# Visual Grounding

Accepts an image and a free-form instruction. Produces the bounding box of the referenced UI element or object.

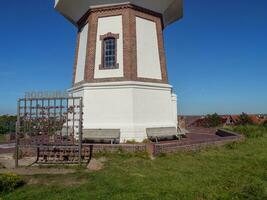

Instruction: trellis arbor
[15,96,86,167]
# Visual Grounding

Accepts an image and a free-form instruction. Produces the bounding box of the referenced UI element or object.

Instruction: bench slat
[83,129,120,140]
[147,127,178,138]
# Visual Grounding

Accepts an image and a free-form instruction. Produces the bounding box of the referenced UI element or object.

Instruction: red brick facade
[73,4,168,86]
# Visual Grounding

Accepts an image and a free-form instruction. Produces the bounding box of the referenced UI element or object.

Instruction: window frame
[99,32,119,70]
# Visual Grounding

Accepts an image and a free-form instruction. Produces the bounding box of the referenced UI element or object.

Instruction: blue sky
[0,0,266,115]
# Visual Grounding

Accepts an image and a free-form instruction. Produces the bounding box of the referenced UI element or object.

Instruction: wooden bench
[83,129,120,144]
[146,127,182,143]
[177,127,189,136]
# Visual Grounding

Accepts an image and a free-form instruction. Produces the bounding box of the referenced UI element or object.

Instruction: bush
[201,113,222,128]
[0,173,24,194]
[125,140,137,144]
[0,134,6,143]
[237,112,254,125]
[231,125,267,138]
[0,126,8,135]
[263,120,267,127]
[142,139,151,144]
[0,115,16,135]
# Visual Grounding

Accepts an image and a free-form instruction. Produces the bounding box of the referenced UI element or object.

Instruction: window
[99,32,119,69]
[104,38,116,68]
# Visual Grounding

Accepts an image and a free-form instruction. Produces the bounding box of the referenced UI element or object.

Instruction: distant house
[188,116,205,127]
[188,116,226,127]
[182,116,203,128]
[183,114,266,128]
[255,115,267,124]
[224,114,264,126]
[250,115,259,124]
[224,115,240,126]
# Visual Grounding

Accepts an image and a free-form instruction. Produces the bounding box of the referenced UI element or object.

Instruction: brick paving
[0,128,242,157]
[154,127,243,155]
[159,127,221,145]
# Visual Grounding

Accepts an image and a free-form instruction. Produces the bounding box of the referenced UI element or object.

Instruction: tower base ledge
[69,81,178,143]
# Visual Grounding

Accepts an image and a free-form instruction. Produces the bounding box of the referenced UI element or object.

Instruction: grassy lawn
[2,126,267,200]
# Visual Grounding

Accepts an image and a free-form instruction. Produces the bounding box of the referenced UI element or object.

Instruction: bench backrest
[83,129,120,139]
[146,127,177,138]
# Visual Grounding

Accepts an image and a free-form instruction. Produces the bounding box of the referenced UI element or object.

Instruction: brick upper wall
[73,4,168,86]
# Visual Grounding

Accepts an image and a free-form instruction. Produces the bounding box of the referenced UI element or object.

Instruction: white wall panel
[94,15,124,79]
[136,17,162,80]
[75,23,89,83]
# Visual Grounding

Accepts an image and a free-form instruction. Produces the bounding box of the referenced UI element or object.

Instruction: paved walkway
[159,127,240,146]
[0,143,15,149]
[0,143,15,153]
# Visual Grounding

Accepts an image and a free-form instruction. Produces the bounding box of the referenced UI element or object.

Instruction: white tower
[55,0,183,142]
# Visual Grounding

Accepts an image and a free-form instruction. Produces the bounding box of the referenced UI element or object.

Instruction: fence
[15,97,83,167]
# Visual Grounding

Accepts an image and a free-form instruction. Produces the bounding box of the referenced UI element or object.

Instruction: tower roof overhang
[54,0,183,28]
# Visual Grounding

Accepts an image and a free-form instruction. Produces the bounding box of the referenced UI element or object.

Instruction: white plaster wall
[69,82,177,142]
[132,88,174,125]
[172,93,178,128]
[94,15,124,79]
[75,23,89,83]
[136,17,162,80]
[63,90,84,139]
[131,87,176,141]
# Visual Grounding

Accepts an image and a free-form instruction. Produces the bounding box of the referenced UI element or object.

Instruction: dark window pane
[103,38,116,68]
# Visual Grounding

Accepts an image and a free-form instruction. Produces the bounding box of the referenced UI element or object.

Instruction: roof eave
[54,0,183,28]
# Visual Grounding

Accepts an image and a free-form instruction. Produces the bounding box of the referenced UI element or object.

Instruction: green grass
[226,125,267,138]
[2,126,267,200]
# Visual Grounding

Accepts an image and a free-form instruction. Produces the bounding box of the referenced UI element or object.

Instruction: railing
[15,97,83,167]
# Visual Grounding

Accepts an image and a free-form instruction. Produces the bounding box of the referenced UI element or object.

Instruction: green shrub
[201,113,222,128]
[0,115,16,135]
[0,173,24,194]
[237,112,254,125]
[0,134,6,143]
[231,125,267,138]
[125,139,137,144]
[142,139,151,144]
[263,120,267,127]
